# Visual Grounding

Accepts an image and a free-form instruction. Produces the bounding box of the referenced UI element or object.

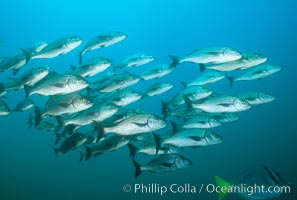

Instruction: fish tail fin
[53,147,59,159]
[21,48,32,64]
[183,95,193,109]
[0,82,5,95]
[27,114,34,130]
[214,176,230,200]
[181,81,187,88]
[168,55,180,67]
[200,64,206,72]
[13,69,20,76]
[61,124,77,137]
[161,100,170,118]
[112,65,117,73]
[55,116,66,131]
[85,146,92,161]
[79,50,84,65]
[132,159,142,179]
[34,106,42,126]
[79,151,85,162]
[70,65,77,71]
[24,85,31,100]
[152,132,162,155]
[127,143,137,159]
[170,120,180,134]
[92,120,105,141]
[226,76,234,87]
[55,132,62,145]
[140,92,148,99]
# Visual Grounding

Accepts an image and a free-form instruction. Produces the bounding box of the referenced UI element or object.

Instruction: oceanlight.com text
[123,183,291,196]
[206,183,291,196]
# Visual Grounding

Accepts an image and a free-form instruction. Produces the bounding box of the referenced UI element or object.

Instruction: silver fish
[182,114,222,129]
[104,108,146,125]
[128,141,183,158]
[56,102,118,127]
[132,154,192,178]
[187,70,225,86]
[208,113,239,123]
[154,129,223,149]
[79,32,127,64]
[115,53,154,70]
[90,72,115,85]
[94,113,167,136]
[70,57,112,77]
[22,35,83,62]
[54,132,88,156]
[228,64,282,86]
[140,64,176,80]
[25,74,89,97]
[0,54,26,75]
[141,82,173,97]
[190,95,251,113]
[83,134,129,160]
[35,118,58,132]
[92,72,140,93]
[169,46,241,66]
[200,52,267,72]
[237,91,275,105]
[5,66,49,90]
[161,103,203,118]
[35,93,93,125]
[168,85,212,107]
[106,90,142,107]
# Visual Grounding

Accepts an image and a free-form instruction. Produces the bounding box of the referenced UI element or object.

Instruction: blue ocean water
[0,0,296,200]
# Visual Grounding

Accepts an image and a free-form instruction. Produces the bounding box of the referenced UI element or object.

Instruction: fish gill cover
[0,1,296,200]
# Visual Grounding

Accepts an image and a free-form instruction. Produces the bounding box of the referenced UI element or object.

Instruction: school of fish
[0,32,282,179]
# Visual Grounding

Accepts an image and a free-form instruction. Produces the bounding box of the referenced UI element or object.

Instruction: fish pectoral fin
[219,103,230,107]
[53,83,66,88]
[245,97,256,101]
[207,52,220,56]
[112,97,123,102]
[254,70,265,74]
[188,136,203,141]
[132,122,148,127]
[59,103,70,108]
[160,162,174,168]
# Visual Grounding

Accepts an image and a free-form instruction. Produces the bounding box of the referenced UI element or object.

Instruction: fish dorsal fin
[170,120,180,134]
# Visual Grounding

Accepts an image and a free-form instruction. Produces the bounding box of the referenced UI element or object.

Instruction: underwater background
[0,0,296,199]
